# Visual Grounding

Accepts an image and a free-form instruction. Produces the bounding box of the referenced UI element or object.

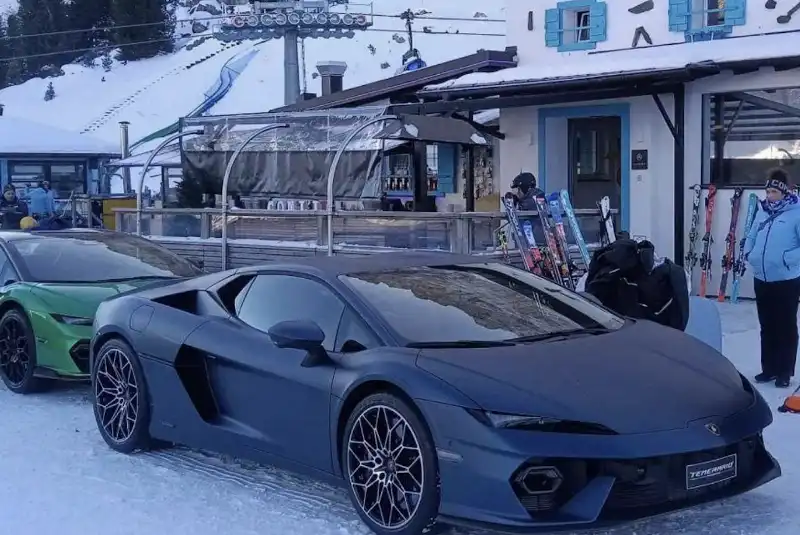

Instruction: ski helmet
[511,172,537,194]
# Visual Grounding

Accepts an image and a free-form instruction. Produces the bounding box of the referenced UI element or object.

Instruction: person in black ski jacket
[585,238,689,330]
[509,172,545,211]
[0,185,28,229]
[506,172,547,245]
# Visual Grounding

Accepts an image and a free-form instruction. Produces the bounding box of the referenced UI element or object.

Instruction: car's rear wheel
[92,338,153,453]
[342,392,442,535]
[0,308,48,394]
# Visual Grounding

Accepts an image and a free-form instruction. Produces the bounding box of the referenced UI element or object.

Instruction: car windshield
[340,263,626,344]
[9,232,202,283]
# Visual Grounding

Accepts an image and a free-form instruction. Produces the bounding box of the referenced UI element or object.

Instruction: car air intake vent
[153,290,229,317]
[69,340,91,373]
[153,291,200,314]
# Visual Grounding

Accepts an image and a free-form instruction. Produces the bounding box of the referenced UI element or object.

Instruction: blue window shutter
[436,144,456,193]
[544,9,562,48]
[668,0,690,31]
[589,2,607,42]
[725,0,747,26]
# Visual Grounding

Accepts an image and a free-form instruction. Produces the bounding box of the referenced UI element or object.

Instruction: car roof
[238,252,503,277]
[0,228,109,242]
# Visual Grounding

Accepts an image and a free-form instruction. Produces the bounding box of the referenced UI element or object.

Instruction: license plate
[685,453,737,490]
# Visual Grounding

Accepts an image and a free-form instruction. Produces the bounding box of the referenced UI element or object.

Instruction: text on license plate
[685,453,738,490]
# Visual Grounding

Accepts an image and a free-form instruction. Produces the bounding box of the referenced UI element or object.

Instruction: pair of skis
[501,190,591,288]
[685,184,759,301]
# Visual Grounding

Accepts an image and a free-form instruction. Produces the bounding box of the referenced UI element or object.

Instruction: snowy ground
[0,301,796,535]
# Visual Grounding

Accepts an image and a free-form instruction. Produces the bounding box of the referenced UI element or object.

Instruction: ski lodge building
[383,0,800,300]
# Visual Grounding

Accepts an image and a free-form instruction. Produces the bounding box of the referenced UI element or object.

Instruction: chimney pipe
[316,61,347,96]
[119,121,131,193]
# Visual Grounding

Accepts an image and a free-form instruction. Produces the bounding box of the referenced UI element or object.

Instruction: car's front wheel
[92,338,153,453]
[0,308,48,394]
[342,392,442,535]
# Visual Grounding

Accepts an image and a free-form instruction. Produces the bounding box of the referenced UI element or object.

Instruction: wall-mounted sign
[632,149,649,170]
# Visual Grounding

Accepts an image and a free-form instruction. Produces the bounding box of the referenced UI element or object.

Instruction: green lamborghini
[0,229,203,394]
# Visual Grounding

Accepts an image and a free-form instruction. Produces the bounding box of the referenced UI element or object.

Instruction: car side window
[236,274,345,352]
[0,250,15,285]
[335,308,380,352]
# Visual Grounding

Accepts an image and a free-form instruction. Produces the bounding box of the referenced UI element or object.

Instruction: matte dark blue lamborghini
[89,253,780,535]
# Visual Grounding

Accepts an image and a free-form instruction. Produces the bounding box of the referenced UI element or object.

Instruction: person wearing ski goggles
[742,168,800,388]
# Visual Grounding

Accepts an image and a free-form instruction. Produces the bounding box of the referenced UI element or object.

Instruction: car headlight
[51,314,93,326]
[483,411,561,428]
[469,410,617,435]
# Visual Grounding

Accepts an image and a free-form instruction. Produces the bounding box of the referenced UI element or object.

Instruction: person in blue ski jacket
[27,180,56,220]
[743,168,800,388]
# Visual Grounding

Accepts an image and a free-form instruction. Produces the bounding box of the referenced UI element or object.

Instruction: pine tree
[0,19,9,89]
[111,0,174,61]
[68,0,112,52]
[43,80,55,100]
[3,15,27,85]
[16,0,72,75]
[101,51,113,71]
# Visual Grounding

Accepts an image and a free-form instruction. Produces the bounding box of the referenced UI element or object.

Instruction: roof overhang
[270,47,518,113]
[375,114,491,145]
[394,55,800,115]
[108,143,181,168]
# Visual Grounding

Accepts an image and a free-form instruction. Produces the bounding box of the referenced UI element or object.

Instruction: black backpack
[586,239,689,331]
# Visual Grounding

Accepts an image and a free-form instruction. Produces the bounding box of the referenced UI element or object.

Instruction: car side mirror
[268,319,325,351]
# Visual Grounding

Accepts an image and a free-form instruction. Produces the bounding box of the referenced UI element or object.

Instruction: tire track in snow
[143,447,355,516]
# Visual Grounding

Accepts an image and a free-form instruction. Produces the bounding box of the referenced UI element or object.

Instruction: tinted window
[236,275,345,352]
[335,308,380,352]
[8,233,202,283]
[340,263,625,343]
[0,249,14,285]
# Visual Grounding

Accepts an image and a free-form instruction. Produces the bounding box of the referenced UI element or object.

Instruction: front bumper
[29,311,92,378]
[417,397,780,532]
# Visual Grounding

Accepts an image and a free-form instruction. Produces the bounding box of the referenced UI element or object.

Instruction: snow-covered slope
[0,1,505,146]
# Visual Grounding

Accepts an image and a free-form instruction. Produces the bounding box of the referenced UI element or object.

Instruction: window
[236,275,345,352]
[544,0,607,52]
[669,0,745,41]
[703,89,800,187]
[334,308,380,352]
[8,161,86,199]
[8,232,202,283]
[50,163,85,197]
[0,249,10,285]
[575,10,590,42]
[340,264,625,344]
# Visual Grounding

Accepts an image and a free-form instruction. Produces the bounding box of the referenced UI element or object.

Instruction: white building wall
[498,95,676,252]
[508,0,790,65]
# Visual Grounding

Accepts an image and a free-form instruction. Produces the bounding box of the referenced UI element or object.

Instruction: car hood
[415,320,752,434]
[31,280,158,318]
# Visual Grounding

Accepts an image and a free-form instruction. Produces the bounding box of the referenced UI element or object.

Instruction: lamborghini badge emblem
[705,423,721,436]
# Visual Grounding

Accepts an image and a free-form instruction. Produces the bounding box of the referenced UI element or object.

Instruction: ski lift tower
[215,0,373,105]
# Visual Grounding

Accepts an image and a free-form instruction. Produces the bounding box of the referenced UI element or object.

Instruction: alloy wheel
[347,404,424,530]
[0,317,30,387]
[94,348,139,443]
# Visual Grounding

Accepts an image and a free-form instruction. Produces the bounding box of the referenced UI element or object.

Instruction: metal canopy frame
[716,91,800,142]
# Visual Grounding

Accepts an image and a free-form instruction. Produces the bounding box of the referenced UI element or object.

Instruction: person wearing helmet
[0,184,28,229]
[509,172,545,211]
